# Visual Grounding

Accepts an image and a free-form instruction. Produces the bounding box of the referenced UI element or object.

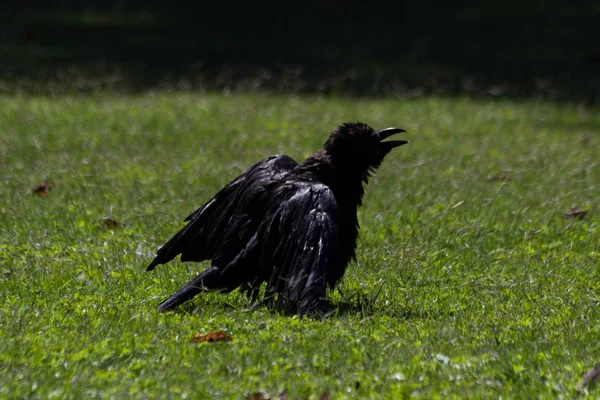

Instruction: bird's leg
[261,289,277,308]
[240,279,262,303]
[240,282,252,298]
[250,286,261,303]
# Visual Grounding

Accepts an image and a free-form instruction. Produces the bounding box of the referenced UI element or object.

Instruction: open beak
[374,127,408,149]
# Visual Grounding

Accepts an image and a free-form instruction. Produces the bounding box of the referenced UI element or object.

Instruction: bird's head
[324,122,408,172]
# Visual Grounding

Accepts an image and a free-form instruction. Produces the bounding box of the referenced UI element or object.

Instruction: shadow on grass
[158,290,447,320]
[2,1,599,101]
[323,300,442,320]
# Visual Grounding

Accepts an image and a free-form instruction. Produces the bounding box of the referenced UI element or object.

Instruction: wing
[262,183,341,314]
[154,181,341,314]
[146,154,297,271]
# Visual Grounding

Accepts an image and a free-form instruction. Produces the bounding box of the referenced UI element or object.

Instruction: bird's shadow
[162,290,445,321]
[319,294,444,320]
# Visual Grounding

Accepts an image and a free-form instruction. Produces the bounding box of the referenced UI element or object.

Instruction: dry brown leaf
[246,390,290,400]
[32,181,51,197]
[246,393,270,400]
[190,331,233,344]
[565,208,588,219]
[100,217,121,229]
[577,362,600,390]
[486,173,510,182]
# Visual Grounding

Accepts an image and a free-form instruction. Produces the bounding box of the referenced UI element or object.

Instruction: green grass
[1,92,599,399]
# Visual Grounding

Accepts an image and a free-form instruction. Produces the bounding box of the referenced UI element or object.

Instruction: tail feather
[146,258,162,271]
[157,266,222,312]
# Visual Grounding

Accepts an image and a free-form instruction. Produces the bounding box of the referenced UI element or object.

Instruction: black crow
[147,122,407,314]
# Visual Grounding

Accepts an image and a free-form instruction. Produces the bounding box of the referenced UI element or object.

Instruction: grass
[1,92,599,398]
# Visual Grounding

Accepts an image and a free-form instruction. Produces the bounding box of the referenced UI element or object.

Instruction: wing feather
[264,183,340,314]
[146,154,297,271]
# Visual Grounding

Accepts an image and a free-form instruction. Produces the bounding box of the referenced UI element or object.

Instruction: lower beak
[381,140,408,150]
[375,127,408,149]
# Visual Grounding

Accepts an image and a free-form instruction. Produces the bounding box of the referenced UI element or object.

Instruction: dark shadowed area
[2,1,599,100]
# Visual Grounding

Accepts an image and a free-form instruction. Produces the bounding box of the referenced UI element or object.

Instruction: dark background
[2,1,599,100]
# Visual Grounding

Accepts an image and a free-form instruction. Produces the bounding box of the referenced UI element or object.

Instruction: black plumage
[147,122,407,314]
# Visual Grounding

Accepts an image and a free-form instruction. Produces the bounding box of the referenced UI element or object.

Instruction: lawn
[1,92,599,398]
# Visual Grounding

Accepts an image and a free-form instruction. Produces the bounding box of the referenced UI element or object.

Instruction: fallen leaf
[486,173,510,182]
[32,181,51,197]
[247,392,270,400]
[577,362,600,390]
[245,390,290,400]
[190,331,233,343]
[100,217,121,229]
[565,208,588,219]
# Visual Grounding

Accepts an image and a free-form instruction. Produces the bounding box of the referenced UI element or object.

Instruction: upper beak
[374,127,408,149]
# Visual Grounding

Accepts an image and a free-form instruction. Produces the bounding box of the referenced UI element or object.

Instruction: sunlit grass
[1,92,599,398]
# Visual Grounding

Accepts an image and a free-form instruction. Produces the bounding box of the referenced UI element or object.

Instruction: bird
[146,122,408,314]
